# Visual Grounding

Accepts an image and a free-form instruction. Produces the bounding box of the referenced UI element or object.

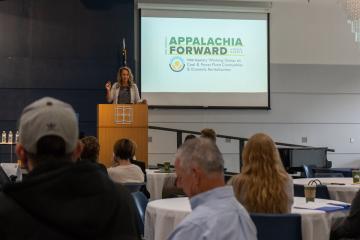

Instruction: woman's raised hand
[105,81,112,91]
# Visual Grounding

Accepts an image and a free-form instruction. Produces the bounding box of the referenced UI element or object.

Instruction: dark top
[0,161,141,240]
[130,159,150,198]
[330,189,360,239]
[118,87,131,104]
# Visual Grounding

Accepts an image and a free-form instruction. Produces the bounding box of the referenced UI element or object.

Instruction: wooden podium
[97,104,148,167]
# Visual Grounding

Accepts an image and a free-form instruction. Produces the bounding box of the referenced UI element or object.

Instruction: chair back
[293,184,330,199]
[122,182,146,193]
[250,213,302,240]
[303,164,315,178]
[131,191,148,235]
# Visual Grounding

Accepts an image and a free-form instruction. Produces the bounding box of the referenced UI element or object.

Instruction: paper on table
[294,202,350,212]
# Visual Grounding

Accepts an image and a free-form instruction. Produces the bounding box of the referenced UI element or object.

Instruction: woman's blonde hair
[116,66,134,87]
[232,133,289,213]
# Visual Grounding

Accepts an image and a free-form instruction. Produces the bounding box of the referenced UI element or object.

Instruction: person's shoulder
[112,82,120,89]
[0,191,30,222]
[132,83,138,89]
[0,192,15,212]
[130,164,143,172]
[168,217,206,240]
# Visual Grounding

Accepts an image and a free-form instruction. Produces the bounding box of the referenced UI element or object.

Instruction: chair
[122,182,146,193]
[131,191,148,236]
[303,164,315,178]
[250,213,302,240]
[293,184,330,199]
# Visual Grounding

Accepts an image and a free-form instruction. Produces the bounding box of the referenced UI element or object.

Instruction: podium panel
[97,104,148,167]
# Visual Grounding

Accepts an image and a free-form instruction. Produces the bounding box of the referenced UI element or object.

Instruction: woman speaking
[105,66,146,104]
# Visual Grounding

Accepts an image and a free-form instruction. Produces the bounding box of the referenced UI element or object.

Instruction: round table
[146,169,176,200]
[293,178,360,203]
[144,196,349,240]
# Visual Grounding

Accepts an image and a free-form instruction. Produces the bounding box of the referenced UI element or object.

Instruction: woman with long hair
[105,66,146,104]
[232,133,293,213]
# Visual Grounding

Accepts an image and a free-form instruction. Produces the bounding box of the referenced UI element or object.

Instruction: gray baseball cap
[18,97,79,154]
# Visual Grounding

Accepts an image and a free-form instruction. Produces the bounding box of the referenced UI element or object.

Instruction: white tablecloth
[293,178,360,203]
[144,196,349,240]
[146,169,176,201]
[0,163,22,181]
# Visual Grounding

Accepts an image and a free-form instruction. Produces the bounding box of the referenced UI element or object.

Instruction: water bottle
[8,130,13,144]
[15,130,19,143]
[1,131,6,143]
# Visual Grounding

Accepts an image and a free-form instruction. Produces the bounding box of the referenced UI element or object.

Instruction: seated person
[162,175,185,199]
[168,138,256,240]
[184,134,196,142]
[0,97,140,239]
[200,128,216,142]
[80,136,106,172]
[231,133,293,213]
[330,189,360,239]
[162,134,196,198]
[128,141,146,175]
[108,138,144,183]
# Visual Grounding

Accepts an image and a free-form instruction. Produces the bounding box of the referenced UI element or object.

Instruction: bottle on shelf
[8,130,13,144]
[15,130,19,143]
[1,131,6,143]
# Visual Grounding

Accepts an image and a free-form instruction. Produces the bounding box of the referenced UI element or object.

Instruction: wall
[147,0,360,170]
[0,0,134,161]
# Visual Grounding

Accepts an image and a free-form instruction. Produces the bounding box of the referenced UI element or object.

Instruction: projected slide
[141,13,269,108]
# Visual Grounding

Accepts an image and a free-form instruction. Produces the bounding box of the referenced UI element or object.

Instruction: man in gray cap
[0,97,140,240]
[168,137,257,240]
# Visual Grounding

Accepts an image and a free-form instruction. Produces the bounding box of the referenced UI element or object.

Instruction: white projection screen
[139,7,270,109]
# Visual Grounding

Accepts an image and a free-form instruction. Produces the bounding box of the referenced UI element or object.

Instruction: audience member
[232,133,293,213]
[162,134,196,198]
[162,175,185,199]
[330,189,360,239]
[80,136,106,172]
[168,138,256,240]
[128,140,146,175]
[0,97,140,239]
[200,128,216,142]
[184,134,196,142]
[108,138,144,183]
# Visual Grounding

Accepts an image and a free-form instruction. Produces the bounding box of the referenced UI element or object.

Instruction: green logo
[169,56,185,72]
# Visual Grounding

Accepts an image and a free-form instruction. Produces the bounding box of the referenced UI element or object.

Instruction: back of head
[184,134,196,143]
[242,133,282,171]
[113,138,135,161]
[200,128,216,142]
[232,133,289,213]
[18,97,79,167]
[176,137,223,175]
[80,136,100,163]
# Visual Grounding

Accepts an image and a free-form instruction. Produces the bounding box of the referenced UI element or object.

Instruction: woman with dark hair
[80,136,107,172]
[107,138,144,183]
[184,134,196,142]
[232,133,293,213]
[80,136,100,163]
[105,66,146,104]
